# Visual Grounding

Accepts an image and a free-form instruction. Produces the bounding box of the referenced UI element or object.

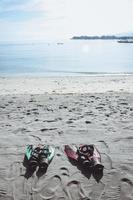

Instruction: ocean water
[0,40,133,76]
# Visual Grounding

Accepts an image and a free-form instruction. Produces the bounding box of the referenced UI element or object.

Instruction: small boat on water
[117,40,133,43]
[57,43,64,45]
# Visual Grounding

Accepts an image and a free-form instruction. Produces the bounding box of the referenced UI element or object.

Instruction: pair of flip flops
[64,144,104,181]
[23,144,55,175]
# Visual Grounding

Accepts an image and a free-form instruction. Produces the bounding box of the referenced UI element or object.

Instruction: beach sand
[0,75,133,200]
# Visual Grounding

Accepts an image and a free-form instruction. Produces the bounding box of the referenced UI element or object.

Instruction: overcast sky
[0,0,133,41]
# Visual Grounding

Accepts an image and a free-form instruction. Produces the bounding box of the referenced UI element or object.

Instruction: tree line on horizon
[71,35,133,40]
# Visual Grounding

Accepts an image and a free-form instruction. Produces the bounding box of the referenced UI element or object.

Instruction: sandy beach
[1,75,133,94]
[0,75,133,200]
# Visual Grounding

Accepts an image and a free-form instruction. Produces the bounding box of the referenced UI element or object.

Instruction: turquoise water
[0,40,133,75]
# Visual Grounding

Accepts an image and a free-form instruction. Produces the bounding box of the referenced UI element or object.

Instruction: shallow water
[0,40,133,75]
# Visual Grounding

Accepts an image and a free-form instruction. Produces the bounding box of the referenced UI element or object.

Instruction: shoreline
[1,71,133,77]
[0,75,133,94]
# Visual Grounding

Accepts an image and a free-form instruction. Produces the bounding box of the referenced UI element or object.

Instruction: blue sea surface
[0,40,133,76]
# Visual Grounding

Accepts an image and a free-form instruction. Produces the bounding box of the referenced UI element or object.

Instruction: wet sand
[0,75,133,200]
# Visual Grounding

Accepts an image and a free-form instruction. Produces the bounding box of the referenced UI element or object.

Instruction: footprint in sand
[6,162,31,200]
[58,167,89,200]
[99,170,121,200]
[6,162,23,181]
[32,167,70,200]
[11,176,27,200]
[120,178,133,200]
[32,175,61,199]
[66,180,89,200]
[89,181,105,200]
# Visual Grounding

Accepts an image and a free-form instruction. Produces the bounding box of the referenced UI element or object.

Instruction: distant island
[71,35,133,40]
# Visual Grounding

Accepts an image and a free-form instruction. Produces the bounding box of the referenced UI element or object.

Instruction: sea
[0,40,133,76]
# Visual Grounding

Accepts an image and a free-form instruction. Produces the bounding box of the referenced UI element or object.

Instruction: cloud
[0,0,66,22]
[0,0,31,11]
[0,0,65,13]
[0,0,68,41]
[0,0,133,41]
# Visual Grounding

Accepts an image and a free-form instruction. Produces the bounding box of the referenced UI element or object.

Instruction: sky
[0,0,133,42]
